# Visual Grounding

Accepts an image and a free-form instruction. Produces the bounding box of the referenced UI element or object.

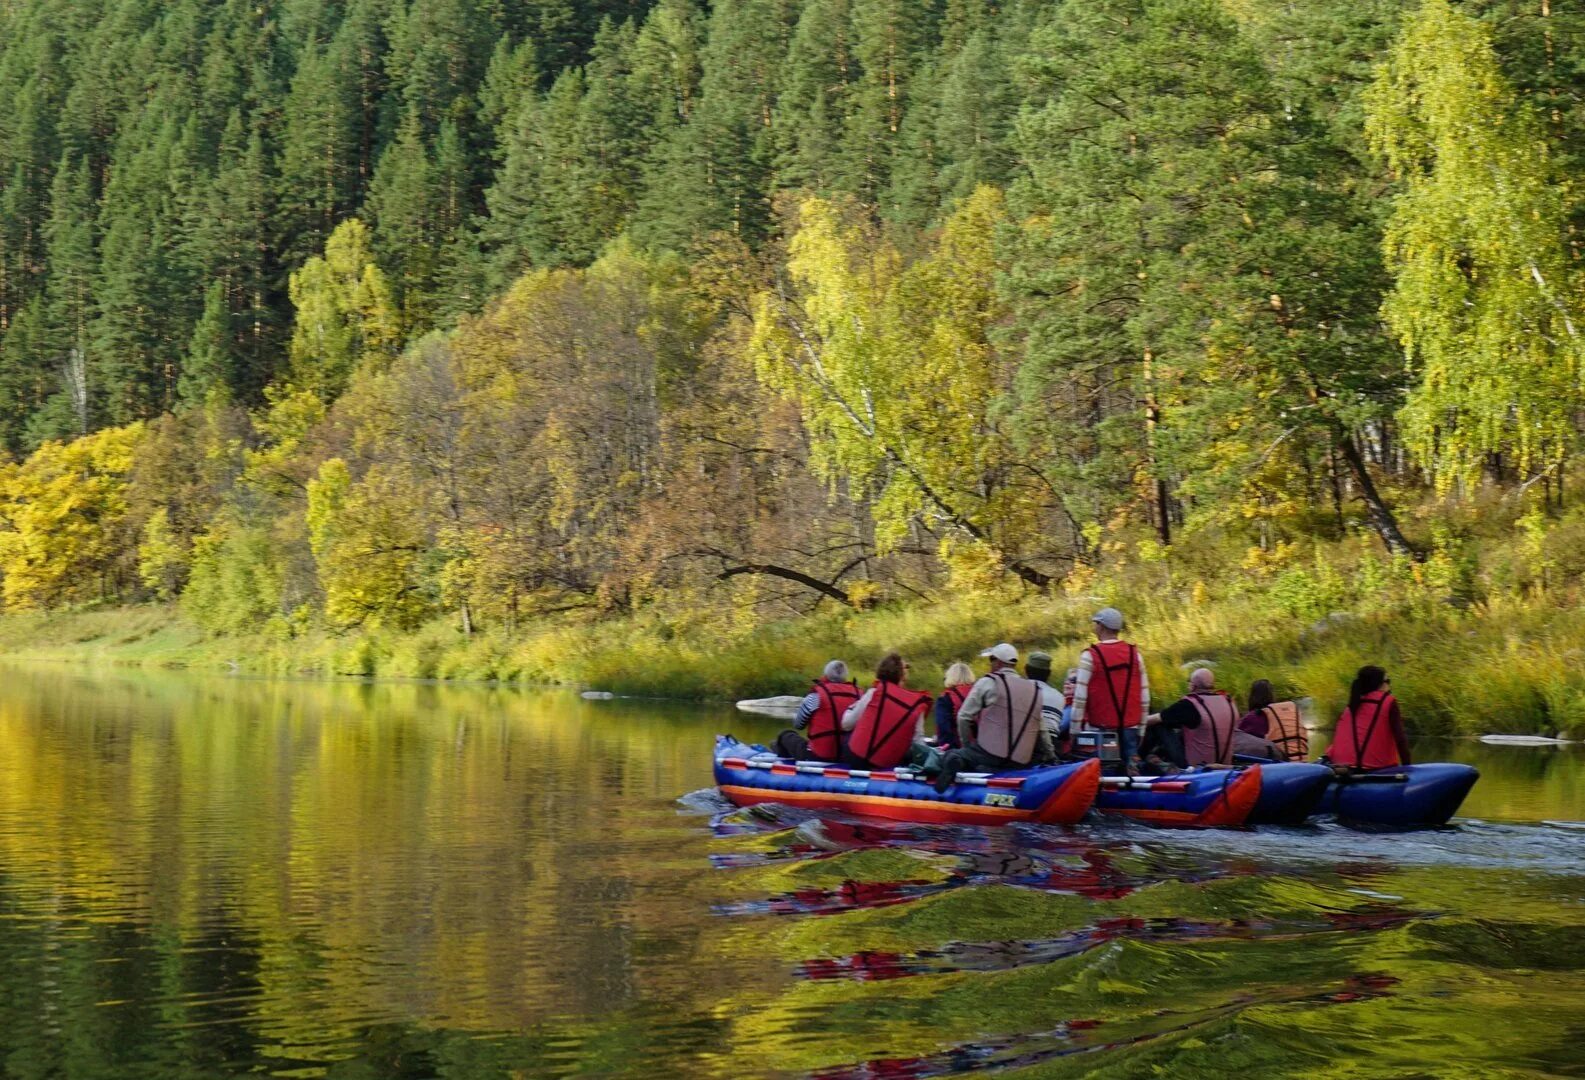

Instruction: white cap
[979,643,1018,664]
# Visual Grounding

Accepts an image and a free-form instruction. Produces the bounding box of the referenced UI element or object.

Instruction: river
[0,665,1579,1077]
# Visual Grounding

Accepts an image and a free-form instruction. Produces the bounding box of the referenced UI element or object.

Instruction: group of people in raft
[773,606,1411,790]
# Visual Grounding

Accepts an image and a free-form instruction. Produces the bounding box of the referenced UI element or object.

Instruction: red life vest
[1332,691,1401,770]
[939,683,971,745]
[848,682,932,769]
[1183,691,1238,766]
[1261,701,1309,762]
[808,678,861,761]
[1083,641,1143,730]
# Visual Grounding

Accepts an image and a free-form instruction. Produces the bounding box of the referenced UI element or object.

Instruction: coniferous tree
[772,0,856,195]
[367,108,440,324]
[277,37,362,268]
[628,0,703,133]
[632,0,791,249]
[478,36,540,142]
[1007,0,1413,552]
[842,0,932,203]
[38,153,96,434]
[183,280,233,405]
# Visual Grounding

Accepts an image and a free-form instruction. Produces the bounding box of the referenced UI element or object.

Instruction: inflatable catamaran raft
[713,736,1101,825]
[713,736,1479,828]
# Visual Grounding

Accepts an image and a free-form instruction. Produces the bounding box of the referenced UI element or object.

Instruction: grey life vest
[976,670,1042,765]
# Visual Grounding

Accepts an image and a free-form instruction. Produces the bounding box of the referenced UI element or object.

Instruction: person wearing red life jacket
[842,653,934,770]
[1141,668,1238,769]
[1325,665,1412,770]
[1069,608,1150,770]
[932,643,1044,792]
[934,662,976,750]
[773,660,861,761]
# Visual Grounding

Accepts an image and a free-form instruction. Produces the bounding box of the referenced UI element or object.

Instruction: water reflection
[0,667,761,1076]
[808,973,1403,1080]
[0,665,1579,1078]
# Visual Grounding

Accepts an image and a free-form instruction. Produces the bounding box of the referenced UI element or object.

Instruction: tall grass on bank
[1,568,1581,737]
[5,489,1585,736]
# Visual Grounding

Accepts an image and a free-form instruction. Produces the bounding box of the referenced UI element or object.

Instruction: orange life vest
[848,682,932,769]
[1261,701,1308,762]
[1184,691,1238,766]
[809,678,861,761]
[1332,691,1401,770]
[975,670,1042,765]
[1084,641,1143,730]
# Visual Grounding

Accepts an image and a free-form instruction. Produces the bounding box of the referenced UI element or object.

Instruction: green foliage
[182,519,288,637]
[307,457,436,631]
[285,219,402,400]
[749,189,1056,585]
[137,508,187,601]
[1367,0,1585,492]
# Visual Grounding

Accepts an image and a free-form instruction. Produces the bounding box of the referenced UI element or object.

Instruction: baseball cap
[979,643,1018,664]
[1091,607,1124,631]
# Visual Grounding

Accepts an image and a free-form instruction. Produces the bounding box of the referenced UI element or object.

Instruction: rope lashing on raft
[717,756,1023,788]
[1100,776,1191,793]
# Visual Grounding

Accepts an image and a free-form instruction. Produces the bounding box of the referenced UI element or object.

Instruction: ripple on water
[0,669,1581,1079]
[693,798,1585,1079]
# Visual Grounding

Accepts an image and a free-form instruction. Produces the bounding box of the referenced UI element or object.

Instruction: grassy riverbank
[4,522,1583,738]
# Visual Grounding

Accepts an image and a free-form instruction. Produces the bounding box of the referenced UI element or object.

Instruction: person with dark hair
[1234,679,1296,761]
[841,653,933,769]
[1325,666,1411,770]
[1237,678,1309,761]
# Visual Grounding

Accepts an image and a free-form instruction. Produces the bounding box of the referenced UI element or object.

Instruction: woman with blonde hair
[934,661,975,749]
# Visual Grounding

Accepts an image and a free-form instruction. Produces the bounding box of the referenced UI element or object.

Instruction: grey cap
[1026,650,1054,672]
[1091,607,1124,632]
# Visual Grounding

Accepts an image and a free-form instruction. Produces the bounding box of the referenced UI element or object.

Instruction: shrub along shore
[5,523,1581,740]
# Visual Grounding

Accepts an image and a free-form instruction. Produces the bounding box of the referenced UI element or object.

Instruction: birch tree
[1366,0,1584,493]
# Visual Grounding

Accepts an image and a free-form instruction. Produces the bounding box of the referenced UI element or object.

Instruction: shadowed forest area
[1,0,1584,732]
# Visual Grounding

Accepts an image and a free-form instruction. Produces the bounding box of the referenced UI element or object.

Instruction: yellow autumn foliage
[0,424,145,609]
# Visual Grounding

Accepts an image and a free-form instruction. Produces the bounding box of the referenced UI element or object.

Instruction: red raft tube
[713,736,1102,827]
[1093,765,1264,828]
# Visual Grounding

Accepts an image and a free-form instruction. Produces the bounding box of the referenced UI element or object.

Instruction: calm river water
[0,665,1580,1078]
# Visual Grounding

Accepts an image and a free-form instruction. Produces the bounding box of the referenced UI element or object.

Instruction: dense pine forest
[1,0,1585,725]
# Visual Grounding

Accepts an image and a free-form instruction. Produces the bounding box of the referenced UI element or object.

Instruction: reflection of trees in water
[0,667,760,1061]
[0,667,1582,1077]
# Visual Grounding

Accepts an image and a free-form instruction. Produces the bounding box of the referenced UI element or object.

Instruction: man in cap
[1025,651,1066,761]
[1069,607,1150,771]
[932,643,1044,791]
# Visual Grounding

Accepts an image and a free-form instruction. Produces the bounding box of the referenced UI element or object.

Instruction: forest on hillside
[0,0,1583,645]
